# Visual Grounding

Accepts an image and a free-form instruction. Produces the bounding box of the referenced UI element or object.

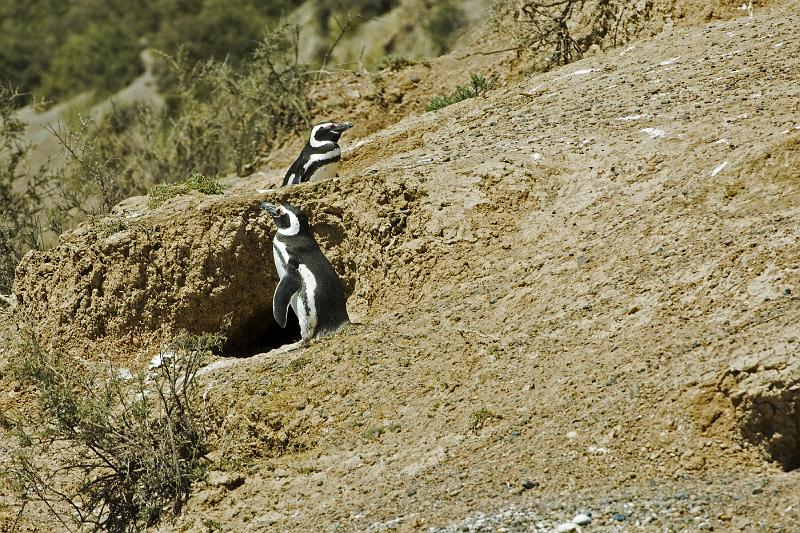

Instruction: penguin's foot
[278,339,309,353]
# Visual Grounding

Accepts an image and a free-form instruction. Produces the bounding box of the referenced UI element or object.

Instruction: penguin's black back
[282,142,342,186]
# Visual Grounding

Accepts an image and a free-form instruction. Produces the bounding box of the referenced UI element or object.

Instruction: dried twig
[455,46,522,60]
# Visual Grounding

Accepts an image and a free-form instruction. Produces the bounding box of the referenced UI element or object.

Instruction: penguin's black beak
[261,202,279,217]
[332,122,353,133]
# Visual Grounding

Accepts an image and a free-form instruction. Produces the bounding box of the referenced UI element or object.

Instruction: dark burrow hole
[224,307,301,357]
[740,393,800,472]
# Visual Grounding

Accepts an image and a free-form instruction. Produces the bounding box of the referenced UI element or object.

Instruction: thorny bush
[6,331,222,531]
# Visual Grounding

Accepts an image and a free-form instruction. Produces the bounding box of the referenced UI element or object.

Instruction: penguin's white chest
[271,239,318,339]
[307,159,339,182]
[303,147,340,182]
[294,264,318,339]
[273,240,289,278]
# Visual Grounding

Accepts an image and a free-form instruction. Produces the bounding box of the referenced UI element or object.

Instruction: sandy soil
[3,3,800,532]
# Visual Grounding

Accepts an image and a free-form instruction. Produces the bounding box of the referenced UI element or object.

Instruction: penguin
[261,202,350,342]
[282,121,352,186]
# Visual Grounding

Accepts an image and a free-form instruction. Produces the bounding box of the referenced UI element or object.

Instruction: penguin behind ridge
[261,202,350,342]
[282,121,352,186]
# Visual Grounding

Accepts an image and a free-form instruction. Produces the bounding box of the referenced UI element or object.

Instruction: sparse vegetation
[511,0,655,68]
[6,330,221,531]
[286,355,311,373]
[362,423,401,441]
[469,408,499,433]
[148,172,224,208]
[425,74,498,112]
[376,55,416,72]
[0,24,311,288]
[98,217,131,237]
[0,87,50,294]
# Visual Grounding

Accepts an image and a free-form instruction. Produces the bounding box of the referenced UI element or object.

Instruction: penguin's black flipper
[273,265,302,327]
[282,155,304,186]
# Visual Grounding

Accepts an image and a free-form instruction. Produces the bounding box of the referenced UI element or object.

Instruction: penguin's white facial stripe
[277,209,301,236]
[303,148,340,173]
[297,263,318,339]
[309,123,335,148]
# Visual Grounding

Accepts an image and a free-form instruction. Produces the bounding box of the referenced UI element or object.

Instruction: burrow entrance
[223,307,302,357]
[737,388,800,472]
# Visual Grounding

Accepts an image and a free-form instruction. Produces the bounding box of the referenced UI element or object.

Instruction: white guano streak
[297,264,317,339]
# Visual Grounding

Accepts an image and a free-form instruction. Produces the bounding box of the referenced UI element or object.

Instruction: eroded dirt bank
[5,6,800,532]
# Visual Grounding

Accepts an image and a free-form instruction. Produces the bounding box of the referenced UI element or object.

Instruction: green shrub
[0,25,311,281]
[7,331,221,530]
[0,0,306,106]
[39,23,143,102]
[424,74,498,112]
[469,407,498,433]
[424,0,467,54]
[149,172,224,208]
[0,87,49,293]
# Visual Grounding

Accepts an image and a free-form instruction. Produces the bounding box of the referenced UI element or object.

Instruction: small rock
[612,513,627,521]
[510,486,524,495]
[522,480,539,490]
[255,511,285,526]
[587,446,610,455]
[573,513,591,525]
[555,523,579,532]
[566,431,578,440]
[206,470,245,490]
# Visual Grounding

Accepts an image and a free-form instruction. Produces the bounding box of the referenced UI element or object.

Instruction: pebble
[522,480,539,490]
[555,523,580,532]
[612,513,627,521]
[206,470,245,490]
[572,513,591,525]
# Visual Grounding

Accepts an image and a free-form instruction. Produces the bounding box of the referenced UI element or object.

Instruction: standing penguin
[261,202,350,342]
[282,121,353,186]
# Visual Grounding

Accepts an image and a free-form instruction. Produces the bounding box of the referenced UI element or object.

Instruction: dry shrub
[508,0,656,68]
[1,25,311,292]
[0,86,50,294]
[5,331,221,531]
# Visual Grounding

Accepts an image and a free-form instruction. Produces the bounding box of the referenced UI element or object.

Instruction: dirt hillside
[4,4,800,532]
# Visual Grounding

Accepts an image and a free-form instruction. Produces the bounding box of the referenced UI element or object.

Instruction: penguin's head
[261,202,308,236]
[310,121,353,145]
